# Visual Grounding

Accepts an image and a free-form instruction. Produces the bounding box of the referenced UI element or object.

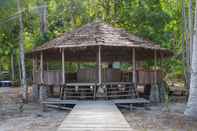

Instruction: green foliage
[33,32,50,47]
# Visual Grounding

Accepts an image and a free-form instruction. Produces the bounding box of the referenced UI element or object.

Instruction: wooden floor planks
[57,101,133,131]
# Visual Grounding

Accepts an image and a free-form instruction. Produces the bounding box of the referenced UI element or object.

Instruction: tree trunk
[184,0,197,118]
[182,0,190,90]
[189,0,193,63]
[18,56,22,82]
[40,4,48,33]
[10,52,15,81]
[17,0,28,102]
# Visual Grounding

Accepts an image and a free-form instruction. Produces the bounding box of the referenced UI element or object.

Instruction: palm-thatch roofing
[29,22,172,62]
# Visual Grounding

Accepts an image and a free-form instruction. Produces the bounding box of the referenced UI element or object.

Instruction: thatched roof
[29,22,172,62]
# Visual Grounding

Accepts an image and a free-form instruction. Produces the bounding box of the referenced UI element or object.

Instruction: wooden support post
[150,50,160,103]
[32,56,39,102]
[154,50,157,84]
[62,48,65,84]
[39,52,47,102]
[32,56,36,83]
[40,52,43,84]
[39,85,47,102]
[132,48,137,98]
[35,56,38,70]
[60,48,65,100]
[98,46,102,85]
[46,62,49,85]
[95,46,102,98]
[34,55,38,83]
[132,48,136,84]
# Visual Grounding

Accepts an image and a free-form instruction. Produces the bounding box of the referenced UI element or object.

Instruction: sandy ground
[0,87,68,131]
[0,87,197,131]
[122,103,197,131]
[0,104,67,131]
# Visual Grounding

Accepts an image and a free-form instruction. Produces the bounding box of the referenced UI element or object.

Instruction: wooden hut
[28,22,172,102]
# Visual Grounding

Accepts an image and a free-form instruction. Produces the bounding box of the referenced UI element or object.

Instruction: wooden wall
[33,69,162,85]
[33,70,62,85]
[137,69,162,84]
[77,68,122,82]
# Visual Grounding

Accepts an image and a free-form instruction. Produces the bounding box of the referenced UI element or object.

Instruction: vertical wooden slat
[35,56,38,70]
[132,48,136,84]
[62,48,65,84]
[32,56,35,83]
[32,55,39,102]
[11,53,15,80]
[40,52,43,84]
[98,46,102,85]
[154,50,157,84]
[35,56,38,84]
[46,62,49,85]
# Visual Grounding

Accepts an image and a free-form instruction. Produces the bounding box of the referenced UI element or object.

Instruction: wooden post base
[149,84,160,103]
[32,84,39,102]
[39,84,47,102]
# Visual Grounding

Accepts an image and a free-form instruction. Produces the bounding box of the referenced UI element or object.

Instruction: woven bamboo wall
[33,70,62,85]
[33,69,162,85]
[137,70,162,84]
[43,70,62,85]
[77,68,122,82]
[77,68,97,82]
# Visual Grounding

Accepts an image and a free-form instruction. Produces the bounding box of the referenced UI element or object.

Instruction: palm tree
[184,0,197,118]
[17,0,28,102]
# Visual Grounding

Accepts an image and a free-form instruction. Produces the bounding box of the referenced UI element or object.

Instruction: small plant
[164,93,170,111]
[162,81,173,112]
[17,102,24,113]
[164,93,173,112]
[141,128,148,131]
[15,92,25,113]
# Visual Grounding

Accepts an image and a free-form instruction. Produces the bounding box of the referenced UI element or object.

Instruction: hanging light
[90,85,93,91]
[118,84,122,88]
[75,85,79,92]
[103,85,106,89]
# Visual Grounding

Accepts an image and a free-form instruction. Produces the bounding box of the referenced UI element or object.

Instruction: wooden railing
[62,83,96,100]
[104,82,137,99]
[60,82,137,100]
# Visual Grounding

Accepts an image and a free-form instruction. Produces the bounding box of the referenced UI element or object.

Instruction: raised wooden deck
[57,101,133,131]
[112,98,150,104]
[43,98,149,105]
